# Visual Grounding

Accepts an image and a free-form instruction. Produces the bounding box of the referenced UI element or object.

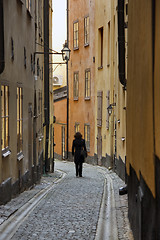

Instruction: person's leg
[79,162,83,177]
[75,163,78,176]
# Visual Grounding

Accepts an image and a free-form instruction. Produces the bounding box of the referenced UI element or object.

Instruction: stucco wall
[69,0,95,157]
[54,98,67,157]
[127,0,154,196]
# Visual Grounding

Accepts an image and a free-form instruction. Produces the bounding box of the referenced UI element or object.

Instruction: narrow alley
[0,160,133,240]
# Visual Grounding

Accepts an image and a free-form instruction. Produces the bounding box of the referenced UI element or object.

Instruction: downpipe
[0,0,5,73]
[118,0,126,87]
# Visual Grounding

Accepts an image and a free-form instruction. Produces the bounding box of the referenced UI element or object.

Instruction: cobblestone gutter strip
[0,170,65,240]
[96,167,134,240]
[108,172,134,240]
[95,171,118,240]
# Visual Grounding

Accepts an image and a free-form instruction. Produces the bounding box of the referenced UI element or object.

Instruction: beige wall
[0,0,45,185]
[95,0,126,166]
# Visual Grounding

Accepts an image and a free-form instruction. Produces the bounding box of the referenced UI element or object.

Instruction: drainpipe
[44,0,50,172]
[152,0,155,154]
[118,0,126,87]
[66,0,69,159]
[0,0,5,74]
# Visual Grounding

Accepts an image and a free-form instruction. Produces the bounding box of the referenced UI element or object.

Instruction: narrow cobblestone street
[0,160,133,240]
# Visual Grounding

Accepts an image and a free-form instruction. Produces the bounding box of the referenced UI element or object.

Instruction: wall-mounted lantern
[107,103,116,116]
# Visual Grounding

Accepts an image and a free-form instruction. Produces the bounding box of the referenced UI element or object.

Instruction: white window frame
[73,21,79,49]
[84,16,89,46]
[73,72,79,100]
[85,69,91,99]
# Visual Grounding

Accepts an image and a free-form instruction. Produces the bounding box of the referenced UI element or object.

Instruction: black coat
[72,138,87,164]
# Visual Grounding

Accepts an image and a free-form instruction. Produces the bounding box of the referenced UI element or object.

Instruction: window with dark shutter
[106,90,110,129]
[97,91,103,126]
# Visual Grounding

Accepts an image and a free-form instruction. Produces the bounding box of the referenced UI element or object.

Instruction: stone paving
[0,160,134,240]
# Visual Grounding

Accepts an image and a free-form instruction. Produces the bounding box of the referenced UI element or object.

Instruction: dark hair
[74,132,82,139]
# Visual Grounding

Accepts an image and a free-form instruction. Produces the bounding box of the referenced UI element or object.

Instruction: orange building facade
[53,87,67,160]
[68,0,96,163]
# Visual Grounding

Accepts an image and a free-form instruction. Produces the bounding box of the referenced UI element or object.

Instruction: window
[84,16,89,46]
[98,27,103,68]
[84,124,90,152]
[26,0,31,13]
[73,72,79,100]
[85,69,91,99]
[1,86,9,151]
[17,87,23,154]
[73,21,79,49]
[75,123,80,133]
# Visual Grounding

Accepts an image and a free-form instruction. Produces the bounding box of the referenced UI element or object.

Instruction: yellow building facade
[95,0,127,179]
[126,0,160,239]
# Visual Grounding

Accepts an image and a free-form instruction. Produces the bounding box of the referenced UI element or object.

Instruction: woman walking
[72,132,87,177]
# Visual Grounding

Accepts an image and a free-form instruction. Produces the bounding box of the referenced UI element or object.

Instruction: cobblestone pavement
[0,160,134,240]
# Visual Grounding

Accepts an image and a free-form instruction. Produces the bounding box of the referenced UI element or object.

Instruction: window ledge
[74,98,79,101]
[2,150,11,158]
[17,152,24,161]
[84,43,89,47]
[73,47,79,51]
[85,97,90,101]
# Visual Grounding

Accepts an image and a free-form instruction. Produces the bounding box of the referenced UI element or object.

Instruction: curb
[95,169,118,240]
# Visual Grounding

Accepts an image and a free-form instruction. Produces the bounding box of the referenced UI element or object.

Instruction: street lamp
[61,42,71,62]
[61,41,71,159]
